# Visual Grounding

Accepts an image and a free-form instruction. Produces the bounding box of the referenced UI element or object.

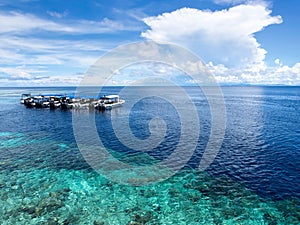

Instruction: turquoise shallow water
[1,152,299,224]
[0,86,300,224]
[1,142,299,225]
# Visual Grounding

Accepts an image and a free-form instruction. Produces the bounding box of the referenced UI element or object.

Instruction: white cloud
[0,11,141,86]
[139,3,300,85]
[0,35,107,66]
[27,75,83,86]
[207,61,300,85]
[0,11,139,34]
[0,11,70,33]
[47,10,68,19]
[0,11,128,86]
[0,75,83,87]
[213,0,251,4]
[141,4,282,70]
[274,58,283,66]
[0,66,34,80]
[0,65,83,86]
[0,65,50,84]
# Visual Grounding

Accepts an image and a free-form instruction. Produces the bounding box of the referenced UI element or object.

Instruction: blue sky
[0,0,299,86]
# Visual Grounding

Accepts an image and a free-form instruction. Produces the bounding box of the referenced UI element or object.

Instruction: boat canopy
[41,94,64,97]
[101,95,119,99]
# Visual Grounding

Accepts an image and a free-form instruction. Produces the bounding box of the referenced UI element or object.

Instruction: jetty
[20,94,125,110]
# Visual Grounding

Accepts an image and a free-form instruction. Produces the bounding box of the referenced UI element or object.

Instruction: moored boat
[34,96,49,108]
[95,95,125,110]
[20,94,31,104]
[49,96,61,109]
[20,93,125,110]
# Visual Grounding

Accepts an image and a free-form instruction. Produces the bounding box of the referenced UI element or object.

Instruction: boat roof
[42,94,64,97]
[102,95,119,99]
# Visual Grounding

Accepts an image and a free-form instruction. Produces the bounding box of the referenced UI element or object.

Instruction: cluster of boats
[20,93,125,110]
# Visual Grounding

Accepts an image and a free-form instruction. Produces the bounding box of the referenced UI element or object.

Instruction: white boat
[20,93,125,111]
[42,101,50,108]
[34,96,49,108]
[95,95,125,110]
[49,96,61,109]
[24,98,35,108]
[20,94,31,104]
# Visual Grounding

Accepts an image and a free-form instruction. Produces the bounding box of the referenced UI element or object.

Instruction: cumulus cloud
[207,61,300,85]
[141,4,282,70]
[274,58,283,66]
[139,3,300,85]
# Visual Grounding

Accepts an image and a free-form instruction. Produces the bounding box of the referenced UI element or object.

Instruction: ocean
[0,86,299,224]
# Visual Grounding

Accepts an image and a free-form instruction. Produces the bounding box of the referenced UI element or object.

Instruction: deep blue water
[0,86,299,224]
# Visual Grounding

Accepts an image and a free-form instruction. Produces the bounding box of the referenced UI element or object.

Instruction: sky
[0,0,299,86]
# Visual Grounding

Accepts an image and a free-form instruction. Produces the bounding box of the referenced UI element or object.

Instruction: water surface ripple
[0,86,299,224]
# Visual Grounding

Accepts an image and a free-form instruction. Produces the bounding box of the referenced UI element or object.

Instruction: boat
[34,96,49,108]
[60,96,73,110]
[20,93,125,110]
[42,101,50,108]
[20,94,31,104]
[24,97,34,108]
[49,96,61,109]
[95,95,125,110]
